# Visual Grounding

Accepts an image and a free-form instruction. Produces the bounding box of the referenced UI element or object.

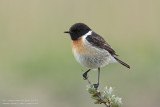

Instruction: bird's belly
[73,48,115,69]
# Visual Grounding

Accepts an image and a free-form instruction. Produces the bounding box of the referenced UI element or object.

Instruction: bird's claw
[93,83,99,89]
[83,73,88,80]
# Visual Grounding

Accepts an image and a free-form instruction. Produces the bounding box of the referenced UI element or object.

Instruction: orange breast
[72,37,86,54]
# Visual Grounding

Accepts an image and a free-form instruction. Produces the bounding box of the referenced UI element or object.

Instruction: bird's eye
[72,29,77,32]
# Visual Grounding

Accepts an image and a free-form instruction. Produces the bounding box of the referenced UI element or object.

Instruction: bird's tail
[114,57,130,69]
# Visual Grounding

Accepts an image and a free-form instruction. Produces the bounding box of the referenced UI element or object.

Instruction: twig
[86,77,109,107]
[85,77,122,107]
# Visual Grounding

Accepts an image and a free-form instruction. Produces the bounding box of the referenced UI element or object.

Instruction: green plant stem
[86,77,110,107]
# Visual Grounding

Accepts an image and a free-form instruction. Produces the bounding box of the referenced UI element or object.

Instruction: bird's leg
[83,69,91,80]
[93,67,100,89]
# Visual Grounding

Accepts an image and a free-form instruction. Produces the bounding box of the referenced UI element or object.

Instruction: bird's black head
[64,23,91,40]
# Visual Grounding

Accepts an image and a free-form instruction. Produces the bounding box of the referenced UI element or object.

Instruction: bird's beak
[64,31,70,33]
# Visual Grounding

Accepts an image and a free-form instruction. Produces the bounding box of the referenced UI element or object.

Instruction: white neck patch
[82,30,92,40]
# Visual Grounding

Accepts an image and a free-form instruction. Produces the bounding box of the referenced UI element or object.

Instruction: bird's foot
[83,72,88,80]
[93,83,99,89]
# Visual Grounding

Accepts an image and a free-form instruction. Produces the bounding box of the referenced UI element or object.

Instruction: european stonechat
[64,23,130,89]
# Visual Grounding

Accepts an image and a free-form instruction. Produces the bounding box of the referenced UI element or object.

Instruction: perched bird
[64,23,130,89]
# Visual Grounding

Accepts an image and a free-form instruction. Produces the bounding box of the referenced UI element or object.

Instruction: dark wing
[86,32,118,56]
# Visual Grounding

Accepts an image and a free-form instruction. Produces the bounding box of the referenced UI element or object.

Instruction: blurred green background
[0,0,160,107]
